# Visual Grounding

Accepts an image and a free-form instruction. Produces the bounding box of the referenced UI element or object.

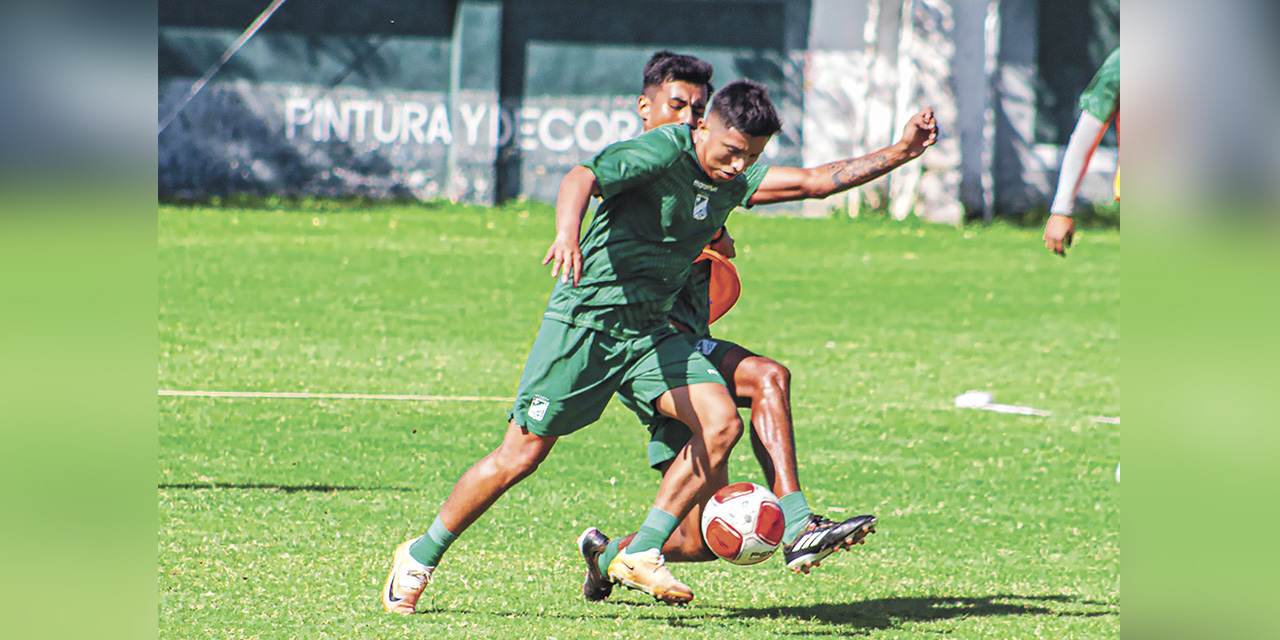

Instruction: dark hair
[707,79,782,137]
[642,50,714,95]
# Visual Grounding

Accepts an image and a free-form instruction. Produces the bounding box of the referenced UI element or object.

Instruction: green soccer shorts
[508,317,726,438]
[615,334,745,469]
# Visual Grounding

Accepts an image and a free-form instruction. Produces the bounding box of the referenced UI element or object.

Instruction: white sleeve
[1050,112,1109,216]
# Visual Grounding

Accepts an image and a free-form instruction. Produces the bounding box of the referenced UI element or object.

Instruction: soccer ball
[701,482,785,565]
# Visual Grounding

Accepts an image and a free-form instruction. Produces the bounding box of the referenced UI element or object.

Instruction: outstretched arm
[747,108,938,206]
[543,165,599,286]
[1044,111,1109,256]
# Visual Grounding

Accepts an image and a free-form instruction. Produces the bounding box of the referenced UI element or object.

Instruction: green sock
[408,516,458,567]
[779,491,815,545]
[623,507,680,555]
[596,537,626,575]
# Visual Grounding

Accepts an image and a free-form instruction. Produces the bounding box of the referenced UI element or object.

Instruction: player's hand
[901,108,939,158]
[543,233,583,286]
[1043,214,1075,257]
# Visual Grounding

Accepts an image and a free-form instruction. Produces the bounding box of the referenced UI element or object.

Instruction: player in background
[1044,47,1119,256]
[578,51,938,601]
[382,80,783,612]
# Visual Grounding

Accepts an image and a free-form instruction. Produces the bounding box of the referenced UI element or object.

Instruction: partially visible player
[1045,47,1119,256]
[382,80,783,612]
[578,51,938,602]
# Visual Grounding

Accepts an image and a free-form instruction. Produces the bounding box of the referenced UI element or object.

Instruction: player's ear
[637,94,650,121]
[693,117,710,141]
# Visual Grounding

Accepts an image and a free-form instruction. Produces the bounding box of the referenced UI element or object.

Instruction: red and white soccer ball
[701,482,785,565]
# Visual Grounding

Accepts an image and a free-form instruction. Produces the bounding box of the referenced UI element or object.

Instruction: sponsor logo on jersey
[692,180,718,192]
[693,193,710,220]
[694,338,718,356]
[528,395,550,421]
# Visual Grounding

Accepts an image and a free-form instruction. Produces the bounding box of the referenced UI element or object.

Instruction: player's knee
[756,359,791,396]
[494,444,548,482]
[738,357,790,401]
[701,414,743,465]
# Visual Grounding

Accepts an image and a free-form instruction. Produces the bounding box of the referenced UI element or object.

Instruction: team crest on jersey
[694,338,718,356]
[528,395,550,421]
[692,193,710,220]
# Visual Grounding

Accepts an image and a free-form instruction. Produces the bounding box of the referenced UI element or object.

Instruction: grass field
[158,202,1119,638]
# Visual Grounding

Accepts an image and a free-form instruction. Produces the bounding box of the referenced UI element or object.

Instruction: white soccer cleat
[607,547,693,604]
[381,540,434,614]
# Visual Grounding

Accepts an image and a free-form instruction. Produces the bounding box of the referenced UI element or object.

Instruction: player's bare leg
[605,382,742,603]
[723,346,878,574]
[383,420,556,613]
[723,348,801,498]
[647,457,720,563]
[649,382,743,528]
[437,419,558,535]
[658,348,806,563]
[658,347,798,563]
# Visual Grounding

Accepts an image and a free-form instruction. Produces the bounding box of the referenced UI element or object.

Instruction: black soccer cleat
[576,526,614,601]
[783,514,877,574]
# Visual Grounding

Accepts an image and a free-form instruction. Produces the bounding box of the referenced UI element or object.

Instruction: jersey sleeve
[1078,48,1120,123]
[738,162,771,208]
[582,125,685,200]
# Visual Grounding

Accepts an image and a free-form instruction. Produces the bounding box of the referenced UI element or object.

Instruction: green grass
[159,203,1119,638]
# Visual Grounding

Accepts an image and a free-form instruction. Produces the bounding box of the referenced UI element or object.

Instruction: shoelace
[633,548,667,567]
[400,566,431,591]
[790,519,835,550]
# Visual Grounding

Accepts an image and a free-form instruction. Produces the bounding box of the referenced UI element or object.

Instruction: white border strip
[159,389,513,403]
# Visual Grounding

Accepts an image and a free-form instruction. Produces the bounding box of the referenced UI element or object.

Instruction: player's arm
[543,165,599,286]
[553,127,681,286]
[1044,112,1109,256]
[747,108,938,206]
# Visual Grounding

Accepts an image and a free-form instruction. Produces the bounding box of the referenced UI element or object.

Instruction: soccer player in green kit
[1044,47,1119,256]
[382,80,782,612]
[577,51,939,601]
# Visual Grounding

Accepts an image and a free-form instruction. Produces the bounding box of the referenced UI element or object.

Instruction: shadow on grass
[158,482,415,493]
[434,593,1115,634]
[718,593,1116,634]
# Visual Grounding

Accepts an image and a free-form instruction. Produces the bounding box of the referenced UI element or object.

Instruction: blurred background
[157,0,1118,223]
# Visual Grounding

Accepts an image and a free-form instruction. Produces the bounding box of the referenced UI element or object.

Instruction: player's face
[694,113,771,182]
[638,81,709,131]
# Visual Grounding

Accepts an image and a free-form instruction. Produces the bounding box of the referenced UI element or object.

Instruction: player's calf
[663,516,718,563]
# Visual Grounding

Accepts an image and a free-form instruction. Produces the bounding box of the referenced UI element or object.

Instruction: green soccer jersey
[1079,48,1119,124]
[667,259,715,338]
[666,162,770,337]
[542,124,763,338]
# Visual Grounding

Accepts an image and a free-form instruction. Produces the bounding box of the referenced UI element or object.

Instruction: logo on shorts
[694,338,718,356]
[528,395,550,421]
[692,193,709,220]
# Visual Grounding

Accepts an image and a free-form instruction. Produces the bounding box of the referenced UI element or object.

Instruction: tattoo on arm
[827,151,898,192]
